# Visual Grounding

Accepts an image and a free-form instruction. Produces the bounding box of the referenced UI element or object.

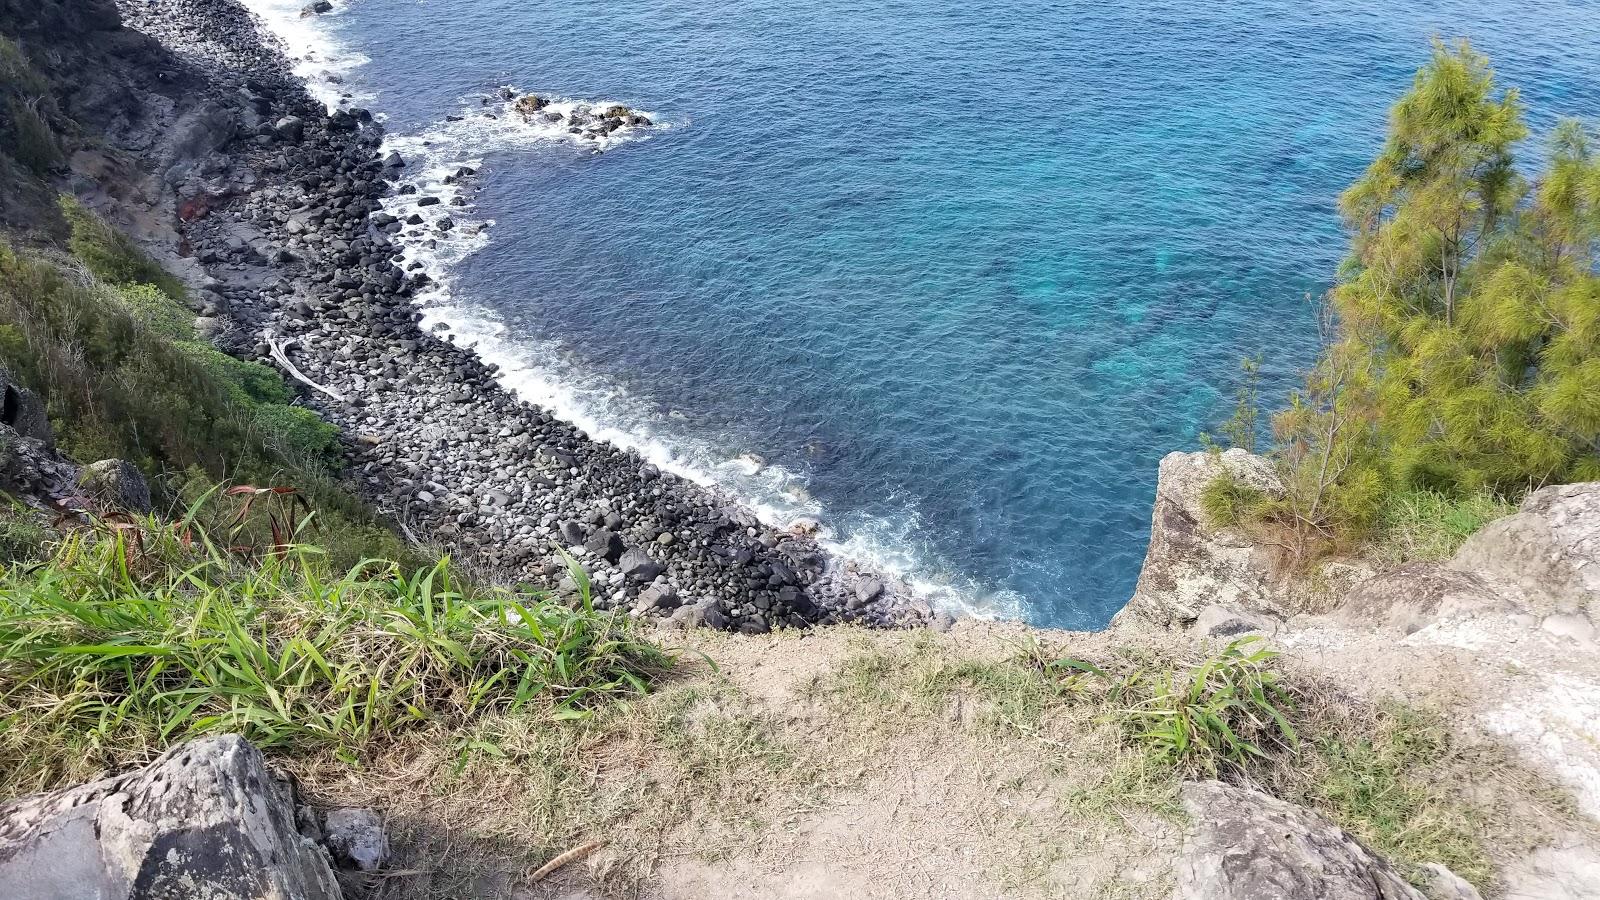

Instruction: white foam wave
[236,0,371,110]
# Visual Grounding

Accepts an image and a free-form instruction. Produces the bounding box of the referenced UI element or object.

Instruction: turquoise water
[269,0,1600,628]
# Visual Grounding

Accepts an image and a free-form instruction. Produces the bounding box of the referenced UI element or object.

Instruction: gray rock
[1115,449,1284,628]
[1334,563,1510,635]
[558,519,585,546]
[273,116,305,142]
[1,373,52,447]
[0,735,341,900]
[79,459,152,513]
[619,548,663,583]
[1191,603,1275,639]
[854,578,883,605]
[1176,780,1426,900]
[639,583,680,610]
[584,528,625,564]
[1448,482,1600,612]
[322,807,387,872]
[1419,863,1484,900]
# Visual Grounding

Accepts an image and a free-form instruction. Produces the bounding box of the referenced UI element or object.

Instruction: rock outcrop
[1448,483,1600,616]
[0,735,342,899]
[1114,449,1284,628]
[79,458,153,513]
[1175,780,1429,900]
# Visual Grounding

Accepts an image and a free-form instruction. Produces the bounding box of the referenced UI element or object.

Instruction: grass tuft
[1373,488,1514,564]
[0,513,670,796]
[1199,470,1271,529]
[1118,636,1296,776]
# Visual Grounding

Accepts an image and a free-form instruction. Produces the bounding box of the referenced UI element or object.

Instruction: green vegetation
[1214,40,1600,559]
[0,511,669,796]
[0,36,62,176]
[0,502,47,564]
[819,633,1558,892]
[1283,705,1494,886]
[1373,487,1515,564]
[59,197,187,300]
[1198,468,1270,529]
[0,205,411,569]
[1119,637,1296,776]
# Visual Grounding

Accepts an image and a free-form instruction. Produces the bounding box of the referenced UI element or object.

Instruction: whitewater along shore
[98,0,939,632]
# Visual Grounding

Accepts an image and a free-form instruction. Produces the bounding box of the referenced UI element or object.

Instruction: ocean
[241,0,1600,628]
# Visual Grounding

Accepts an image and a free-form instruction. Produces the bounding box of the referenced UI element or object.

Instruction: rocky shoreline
[106,0,942,633]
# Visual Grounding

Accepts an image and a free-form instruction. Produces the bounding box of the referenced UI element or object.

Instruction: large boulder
[79,458,152,513]
[1447,482,1600,614]
[0,735,342,899]
[1333,562,1512,635]
[1,373,53,447]
[1175,780,1428,900]
[1114,450,1284,628]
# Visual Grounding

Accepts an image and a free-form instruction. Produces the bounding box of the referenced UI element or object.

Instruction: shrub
[1228,43,1599,562]
[1119,637,1296,776]
[0,508,47,564]
[1198,470,1270,529]
[59,197,186,301]
[0,517,670,792]
[0,239,340,483]
[5,96,59,175]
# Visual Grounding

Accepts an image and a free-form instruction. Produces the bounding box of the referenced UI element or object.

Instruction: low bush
[59,197,185,300]
[1118,636,1296,776]
[1198,470,1271,529]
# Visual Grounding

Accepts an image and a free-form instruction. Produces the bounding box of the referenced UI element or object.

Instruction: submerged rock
[513,94,548,117]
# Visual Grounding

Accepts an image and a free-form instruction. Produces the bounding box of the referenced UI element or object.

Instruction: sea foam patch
[235,0,371,110]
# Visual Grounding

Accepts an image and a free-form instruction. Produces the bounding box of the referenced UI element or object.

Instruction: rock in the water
[1115,449,1283,628]
[0,735,341,900]
[79,459,152,513]
[513,94,548,117]
[300,0,333,15]
[1175,780,1427,900]
[322,807,388,872]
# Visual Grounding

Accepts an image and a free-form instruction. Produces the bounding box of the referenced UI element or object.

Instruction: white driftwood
[266,335,346,403]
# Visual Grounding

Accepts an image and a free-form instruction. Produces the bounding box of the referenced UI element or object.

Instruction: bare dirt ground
[311,619,1600,900]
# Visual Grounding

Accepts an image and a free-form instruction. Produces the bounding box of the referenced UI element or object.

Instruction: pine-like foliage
[1278,40,1600,537]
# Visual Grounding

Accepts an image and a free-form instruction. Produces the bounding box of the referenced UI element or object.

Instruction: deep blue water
[264,0,1600,628]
